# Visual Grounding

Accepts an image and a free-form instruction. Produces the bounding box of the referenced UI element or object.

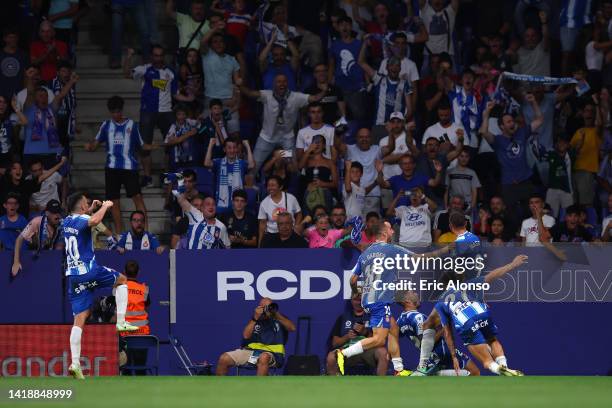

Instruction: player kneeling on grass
[389,291,479,376]
[414,255,529,376]
[63,193,140,379]
[216,298,296,376]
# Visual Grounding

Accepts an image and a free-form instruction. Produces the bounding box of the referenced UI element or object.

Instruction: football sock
[342,341,364,358]
[495,356,507,367]
[392,357,404,372]
[418,329,435,368]
[114,284,128,324]
[70,326,82,366]
[487,361,501,375]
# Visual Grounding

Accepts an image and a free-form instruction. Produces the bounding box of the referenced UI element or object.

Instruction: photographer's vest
[246,319,286,356]
[120,280,150,337]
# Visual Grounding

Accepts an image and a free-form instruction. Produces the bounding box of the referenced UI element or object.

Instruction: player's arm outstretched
[484,255,528,284]
[87,201,113,227]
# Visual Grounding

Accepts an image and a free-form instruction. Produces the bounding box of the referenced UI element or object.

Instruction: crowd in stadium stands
[3,0,612,254]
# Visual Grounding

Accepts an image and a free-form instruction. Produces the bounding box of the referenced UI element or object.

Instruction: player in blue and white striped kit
[63,193,139,379]
[335,220,414,375]
[390,291,480,376]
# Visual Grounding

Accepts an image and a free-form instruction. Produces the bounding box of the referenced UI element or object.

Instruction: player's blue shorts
[458,312,499,346]
[67,264,120,315]
[363,302,391,329]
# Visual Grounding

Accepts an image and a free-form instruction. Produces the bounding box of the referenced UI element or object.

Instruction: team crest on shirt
[345,320,352,328]
[204,232,214,243]
[152,78,169,91]
[142,240,149,248]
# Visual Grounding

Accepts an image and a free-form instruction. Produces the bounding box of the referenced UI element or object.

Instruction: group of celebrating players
[61,189,525,379]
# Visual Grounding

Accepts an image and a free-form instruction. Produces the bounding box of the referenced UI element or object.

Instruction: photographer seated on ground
[326,292,388,376]
[216,298,296,376]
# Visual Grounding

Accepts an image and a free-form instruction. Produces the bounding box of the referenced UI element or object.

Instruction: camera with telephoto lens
[263,303,279,315]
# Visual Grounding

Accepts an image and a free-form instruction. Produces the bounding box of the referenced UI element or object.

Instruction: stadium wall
[1,248,611,376]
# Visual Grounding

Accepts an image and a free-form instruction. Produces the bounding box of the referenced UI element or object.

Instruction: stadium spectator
[304,63,346,125]
[303,215,351,249]
[11,199,64,277]
[165,0,209,52]
[488,195,520,238]
[296,102,336,162]
[205,137,254,215]
[330,204,348,230]
[27,159,64,213]
[480,96,544,215]
[119,260,151,375]
[570,100,602,207]
[448,69,483,151]
[168,169,199,220]
[343,160,372,219]
[601,193,612,241]
[125,45,186,188]
[387,186,437,247]
[47,0,80,45]
[51,60,77,150]
[85,95,150,234]
[174,192,231,249]
[240,74,323,173]
[0,193,27,251]
[0,28,29,100]
[260,212,308,249]
[433,194,472,242]
[0,96,26,174]
[326,292,388,376]
[299,134,338,214]
[14,65,54,112]
[415,136,455,206]
[220,189,258,249]
[259,30,299,91]
[486,216,513,246]
[30,21,68,82]
[215,297,296,376]
[520,194,555,245]
[110,0,151,69]
[514,12,551,76]
[117,211,164,254]
[551,205,594,243]
[258,176,302,245]
[422,101,465,159]
[163,105,199,171]
[210,0,253,48]
[197,98,233,161]
[178,49,204,114]
[536,137,575,218]
[0,157,66,218]
[420,0,459,74]
[444,149,481,211]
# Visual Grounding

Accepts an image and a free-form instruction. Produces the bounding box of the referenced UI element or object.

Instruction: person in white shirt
[423,99,466,166]
[378,112,419,208]
[258,175,302,245]
[296,102,336,161]
[387,186,437,247]
[337,128,397,215]
[520,195,555,245]
[240,74,324,174]
[343,160,378,219]
[420,0,459,74]
[27,159,64,213]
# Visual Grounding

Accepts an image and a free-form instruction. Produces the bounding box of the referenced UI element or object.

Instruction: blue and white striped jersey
[63,214,96,276]
[435,297,488,331]
[396,309,426,349]
[372,72,411,125]
[95,119,143,170]
[184,206,231,250]
[132,64,177,113]
[560,0,592,29]
[0,117,15,154]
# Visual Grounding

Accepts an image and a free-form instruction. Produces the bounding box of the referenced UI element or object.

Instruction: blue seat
[191,167,215,196]
[122,335,159,376]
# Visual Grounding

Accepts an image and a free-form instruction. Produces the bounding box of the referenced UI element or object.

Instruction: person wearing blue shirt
[335,220,414,375]
[117,211,164,254]
[259,31,299,92]
[377,154,443,208]
[60,193,140,379]
[204,137,255,215]
[85,96,153,234]
[480,96,543,215]
[0,193,27,251]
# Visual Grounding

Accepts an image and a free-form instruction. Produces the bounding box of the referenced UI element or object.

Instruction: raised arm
[11,234,25,277]
[479,100,496,145]
[11,97,28,125]
[525,93,543,132]
[88,200,113,227]
[38,156,68,184]
[386,190,404,217]
[243,140,255,170]
[258,30,277,72]
[484,255,528,284]
[427,160,443,187]
[204,138,215,168]
[375,160,391,189]
[358,36,376,79]
[52,72,79,110]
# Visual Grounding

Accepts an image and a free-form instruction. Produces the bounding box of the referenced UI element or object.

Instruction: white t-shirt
[258,192,301,233]
[346,144,383,197]
[421,2,456,55]
[520,215,555,245]
[378,132,416,179]
[258,90,310,142]
[28,172,62,208]
[296,124,335,159]
[378,57,420,83]
[601,215,612,238]
[585,41,604,71]
[423,121,464,168]
[343,182,366,219]
[396,204,432,246]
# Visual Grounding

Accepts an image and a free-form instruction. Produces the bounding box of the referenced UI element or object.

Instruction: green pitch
[1,376,611,408]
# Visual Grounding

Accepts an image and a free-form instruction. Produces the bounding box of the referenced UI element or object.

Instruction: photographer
[216,298,296,376]
[326,293,388,376]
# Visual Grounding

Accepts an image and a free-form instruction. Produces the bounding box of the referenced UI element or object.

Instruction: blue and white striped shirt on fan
[95,119,143,170]
[132,64,177,113]
[183,206,231,250]
[560,0,592,29]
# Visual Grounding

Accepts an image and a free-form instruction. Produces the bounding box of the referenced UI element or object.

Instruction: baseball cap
[389,112,405,121]
[45,199,62,214]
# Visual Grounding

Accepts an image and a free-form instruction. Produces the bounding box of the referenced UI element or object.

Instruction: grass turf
[1,376,611,408]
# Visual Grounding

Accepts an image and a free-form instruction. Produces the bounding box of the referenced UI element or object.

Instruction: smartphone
[281,150,293,158]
